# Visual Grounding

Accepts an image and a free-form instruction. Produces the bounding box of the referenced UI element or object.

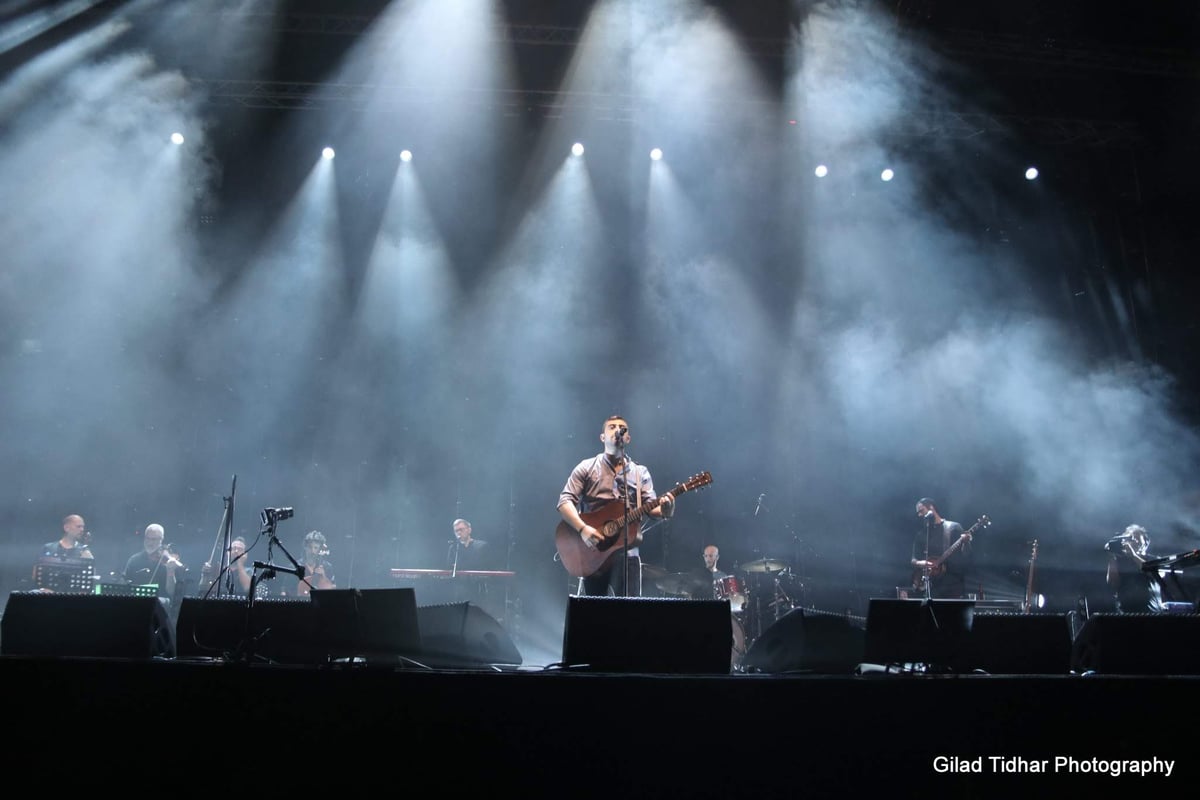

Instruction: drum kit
[650,556,805,672]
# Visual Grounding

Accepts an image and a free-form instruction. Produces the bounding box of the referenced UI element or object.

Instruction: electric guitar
[555,471,713,578]
[912,515,990,587]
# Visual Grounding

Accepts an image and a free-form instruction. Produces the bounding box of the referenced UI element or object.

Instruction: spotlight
[322,147,335,160]
[400,150,412,162]
[170,132,184,145]
[814,164,828,178]
[649,148,663,161]
[571,142,584,157]
[1025,166,1039,180]
[880,168,894,182]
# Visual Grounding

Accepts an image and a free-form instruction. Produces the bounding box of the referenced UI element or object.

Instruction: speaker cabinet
[864,598,975,669]
[416,602,522,667]
[176,589,421,664]
[964,612,1074,674]
[1072,613,1200,674]
[562,596,731,674]
[1,592,174,659]
[743,608,866,674]
[176,597,314,662]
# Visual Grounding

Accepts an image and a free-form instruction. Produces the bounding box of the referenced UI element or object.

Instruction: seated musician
[123,523,185,602]
[702,545,730,582]
[297,530,336,596]
[41,514,94,561]
[448,518,493,572]
[33,513,95,588]
[200,536,259,598]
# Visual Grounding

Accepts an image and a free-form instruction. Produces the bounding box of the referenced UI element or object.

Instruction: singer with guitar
[910,498,975,599]
[557,415,675,598]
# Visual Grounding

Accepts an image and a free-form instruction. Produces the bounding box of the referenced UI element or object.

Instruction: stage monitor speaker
[177,590,422,664]
[963,612,1074,674]
[1,591,174,659]
[864,598,975,669]
[562,596,731,674]
[416,602,522,667]
[743,608,866,674]
[1071,613,1200,674]
[311,588,421,662]
[176,597,314,663]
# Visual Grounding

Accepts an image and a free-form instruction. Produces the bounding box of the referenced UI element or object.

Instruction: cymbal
[656,572,711,597]
[741,558,788,573]
[640,563,669,580]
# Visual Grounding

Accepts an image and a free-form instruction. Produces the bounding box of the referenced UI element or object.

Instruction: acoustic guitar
[555,471,713,578]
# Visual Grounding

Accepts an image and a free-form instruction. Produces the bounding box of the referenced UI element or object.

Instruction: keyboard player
[1105,524,1164,613]
[448,518,495,572]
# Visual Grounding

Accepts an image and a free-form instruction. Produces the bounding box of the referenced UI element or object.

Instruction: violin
[158,544,186,570]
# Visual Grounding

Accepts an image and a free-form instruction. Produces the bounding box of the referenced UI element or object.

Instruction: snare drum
[714,575,747,613]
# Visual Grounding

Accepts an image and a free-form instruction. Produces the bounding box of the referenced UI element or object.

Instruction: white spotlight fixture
[322,147,336,160]
[814,164,828,178]
[1025,166,1039,180]
[400,150,413,162]
[571,142,585,157]
[649,148,663,161]
[881,168,894,182]
[170,132,184,145]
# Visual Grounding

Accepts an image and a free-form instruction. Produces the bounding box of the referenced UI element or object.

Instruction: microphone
[617,426,627,437]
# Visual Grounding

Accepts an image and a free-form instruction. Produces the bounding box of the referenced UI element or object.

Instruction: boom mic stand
[235,506,305,663]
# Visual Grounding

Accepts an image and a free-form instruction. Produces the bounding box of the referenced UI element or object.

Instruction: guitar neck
[934,521,982,566]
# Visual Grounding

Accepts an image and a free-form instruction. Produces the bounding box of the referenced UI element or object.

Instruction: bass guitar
[556,471,713,578]
[1022,539,1039,613]
[912,515,990,588]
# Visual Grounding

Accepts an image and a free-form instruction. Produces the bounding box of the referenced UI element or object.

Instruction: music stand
[33,558,96,593]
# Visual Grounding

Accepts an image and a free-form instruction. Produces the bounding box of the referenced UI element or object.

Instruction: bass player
[910,497,973,599]
[557,414,674,597]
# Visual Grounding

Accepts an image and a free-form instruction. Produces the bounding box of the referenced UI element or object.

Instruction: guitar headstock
[975,515,991,530]
[675,471,713,494]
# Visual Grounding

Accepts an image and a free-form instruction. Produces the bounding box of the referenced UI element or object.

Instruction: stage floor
[2,655,1195,796]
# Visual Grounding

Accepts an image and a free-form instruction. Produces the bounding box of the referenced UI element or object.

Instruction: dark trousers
[581,556,642,598]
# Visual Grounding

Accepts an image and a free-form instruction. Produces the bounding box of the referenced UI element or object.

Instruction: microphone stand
[615,435,635,598]
[222,475,236,592]
[236,509,305,663]
[450,540,461,577]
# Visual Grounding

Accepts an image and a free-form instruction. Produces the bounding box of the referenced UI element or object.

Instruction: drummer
[703,544,747,613]
[702,545,730,583]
